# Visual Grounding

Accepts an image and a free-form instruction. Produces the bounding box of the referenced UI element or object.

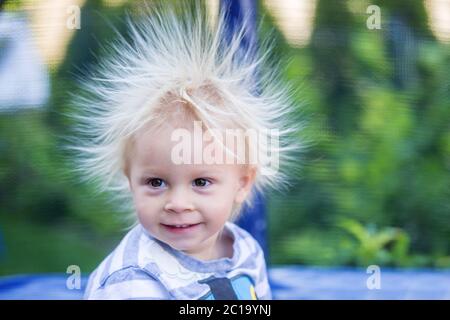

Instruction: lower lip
[161,223,202,234]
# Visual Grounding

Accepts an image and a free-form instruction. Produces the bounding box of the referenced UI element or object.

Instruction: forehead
[130,123,243,174]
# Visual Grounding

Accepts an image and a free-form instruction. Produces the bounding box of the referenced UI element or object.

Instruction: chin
[165,239,196,250]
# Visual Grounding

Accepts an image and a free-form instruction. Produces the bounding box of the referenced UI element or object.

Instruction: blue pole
[220,0,268,259]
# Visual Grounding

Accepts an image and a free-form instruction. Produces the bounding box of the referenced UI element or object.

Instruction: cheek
[134,201,150,227]
[134,199,161,234]
[200,191,236,221]
[132,192,146,214]
[133,192,161,220]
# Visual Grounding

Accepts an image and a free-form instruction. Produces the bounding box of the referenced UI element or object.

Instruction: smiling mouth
[162,223,201,228]
[161,223,202,232]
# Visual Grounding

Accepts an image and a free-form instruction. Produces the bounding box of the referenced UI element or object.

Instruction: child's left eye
[192,178,211,187]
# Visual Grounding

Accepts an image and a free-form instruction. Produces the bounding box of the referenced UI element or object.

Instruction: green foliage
[268,0,449,268]
[338,218,420,267]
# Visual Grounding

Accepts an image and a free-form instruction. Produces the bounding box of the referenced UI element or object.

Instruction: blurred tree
[269,0,449,267]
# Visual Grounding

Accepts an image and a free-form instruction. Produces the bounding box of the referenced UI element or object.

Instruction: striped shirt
[84,222,272,300]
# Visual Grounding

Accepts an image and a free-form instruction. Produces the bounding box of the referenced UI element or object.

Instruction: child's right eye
[146,178,166,188]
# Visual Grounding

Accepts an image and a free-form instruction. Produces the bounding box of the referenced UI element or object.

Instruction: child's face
[126,121,255,260]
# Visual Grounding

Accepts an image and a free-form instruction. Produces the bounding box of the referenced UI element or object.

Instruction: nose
[164,186,194,213]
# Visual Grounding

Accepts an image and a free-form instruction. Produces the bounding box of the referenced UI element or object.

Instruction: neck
[183,229,233,261]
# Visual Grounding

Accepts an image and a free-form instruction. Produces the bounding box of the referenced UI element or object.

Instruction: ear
[234,166,257,204]
[127,176,133,192]
[124,166,133,192]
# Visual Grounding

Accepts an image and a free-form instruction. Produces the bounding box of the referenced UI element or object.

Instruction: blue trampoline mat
[1,266,449,299]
